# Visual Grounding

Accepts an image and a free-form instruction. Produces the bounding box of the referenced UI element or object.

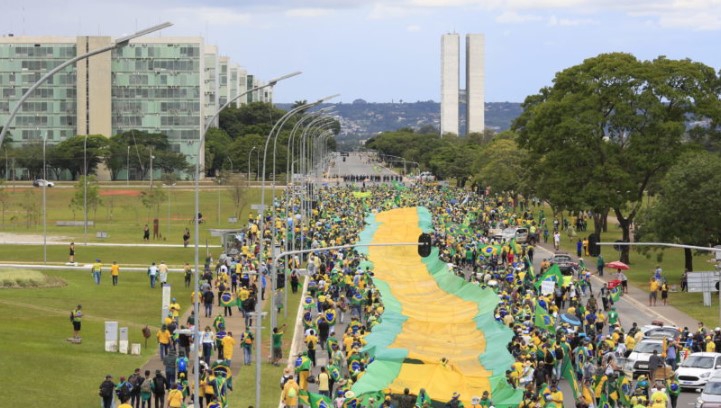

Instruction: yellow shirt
[118,404,133,408]
[157,329,171,345]
[167,389,184,408]
[111,264,120,276]
[708,342,717,353]
[650,281,660,292]
[169,302,181,318]
[550,390,563,404]
[222,335,236,359]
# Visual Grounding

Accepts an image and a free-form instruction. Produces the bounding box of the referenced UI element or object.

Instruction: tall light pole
[191,72,300,408]
[127,145,130,186]
[0,22,173,149]
[247,146,256,187]
[42,132,47,264]
[83,134,88,246]
[257,97,338,403]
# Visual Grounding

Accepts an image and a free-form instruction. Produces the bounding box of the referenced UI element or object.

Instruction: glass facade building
[0,35,268,174]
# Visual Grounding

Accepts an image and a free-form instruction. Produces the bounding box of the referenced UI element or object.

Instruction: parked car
[552,252,578,276]
[418,172,435,182]
[32,179,54,187]
[676,352,721,389]
[695,371,721,408]
[624,338,665,378]
[641,325,680,341]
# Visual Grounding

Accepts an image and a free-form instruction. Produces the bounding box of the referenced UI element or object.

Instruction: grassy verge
[0,269,191,407]
[546,207,718,325]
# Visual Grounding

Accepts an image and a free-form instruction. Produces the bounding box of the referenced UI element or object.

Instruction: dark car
[552,252,578,275]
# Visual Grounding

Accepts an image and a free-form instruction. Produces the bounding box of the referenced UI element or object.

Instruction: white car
[32,179,54,187]
[624,338,664,378]
[696,371,721,408]
[676,352,721,389]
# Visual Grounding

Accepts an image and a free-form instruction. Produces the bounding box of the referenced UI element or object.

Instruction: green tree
[638,150,721,271]
[204,127,232,176]
[473,135,528,195]
[105,130,189,180]
[20,191,40,229]
[69,176,102,222]
[51,135,109,180]
[514,53,721,263]
[140,188,167,220]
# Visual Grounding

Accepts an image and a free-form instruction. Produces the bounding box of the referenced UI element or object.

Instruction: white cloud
[170,7,252,26]
[285,8,333,18]
[547,15,597,26]
[495,10,543,23]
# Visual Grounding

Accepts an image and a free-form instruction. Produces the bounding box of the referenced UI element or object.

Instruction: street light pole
[0,22,173,149]
[83,135,88,246]
[127,145,130,186]
[42,132,47,264]
[247,146,256,187]
[191,72,300,408]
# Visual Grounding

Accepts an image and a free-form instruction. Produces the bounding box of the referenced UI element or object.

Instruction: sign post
[104,321,118,352]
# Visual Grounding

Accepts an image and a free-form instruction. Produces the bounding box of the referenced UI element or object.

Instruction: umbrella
[560,313,582,326]
[606,261,630,270]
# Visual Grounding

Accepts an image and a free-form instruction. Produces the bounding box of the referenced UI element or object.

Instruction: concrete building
[0,35,267,175]
[440,33,460,136]
[440,33,485,136]
[465,34,485,135]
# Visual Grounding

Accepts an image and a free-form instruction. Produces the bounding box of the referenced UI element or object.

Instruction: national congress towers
[440,33,485,136]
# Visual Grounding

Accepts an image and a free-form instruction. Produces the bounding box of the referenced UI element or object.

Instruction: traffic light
[418,233,432,257]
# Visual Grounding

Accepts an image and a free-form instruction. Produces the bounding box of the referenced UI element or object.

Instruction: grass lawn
[0,183,265,244]
[0,268,191,407]
[549,208,720,326]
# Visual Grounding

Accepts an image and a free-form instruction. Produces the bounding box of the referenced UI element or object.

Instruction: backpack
[178,358,187,372]
[140,378,152,393]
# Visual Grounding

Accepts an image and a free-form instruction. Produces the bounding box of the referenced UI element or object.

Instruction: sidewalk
[140,286,269,395]
[535,241,698,329]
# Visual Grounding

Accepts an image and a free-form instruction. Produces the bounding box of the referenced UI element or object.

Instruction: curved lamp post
[192,71,300,408]
[256,94,338,407]
[247,146,257,187]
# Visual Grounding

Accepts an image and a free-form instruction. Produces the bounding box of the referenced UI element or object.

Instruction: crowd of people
[97,179,695,408]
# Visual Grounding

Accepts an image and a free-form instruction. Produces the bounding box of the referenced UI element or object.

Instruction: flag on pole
[534,264,564,289]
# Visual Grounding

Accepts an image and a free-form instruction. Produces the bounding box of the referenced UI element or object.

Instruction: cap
[452,392,460,399]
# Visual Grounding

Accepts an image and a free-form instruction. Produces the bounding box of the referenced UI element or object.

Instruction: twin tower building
[440,33,485,136]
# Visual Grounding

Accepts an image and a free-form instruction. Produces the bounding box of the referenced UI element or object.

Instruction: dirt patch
[0,232,71,244]
[100,190,141,197]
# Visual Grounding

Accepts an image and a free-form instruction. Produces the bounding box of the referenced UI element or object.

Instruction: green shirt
[272,332,283,348]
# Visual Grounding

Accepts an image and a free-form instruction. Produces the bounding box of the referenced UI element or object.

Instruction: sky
[4,0,721,104]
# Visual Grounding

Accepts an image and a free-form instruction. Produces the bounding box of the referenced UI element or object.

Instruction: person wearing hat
[282,376,300,408]
[98,374,116,408]
[280,366,294,390]
[169,297,181,319]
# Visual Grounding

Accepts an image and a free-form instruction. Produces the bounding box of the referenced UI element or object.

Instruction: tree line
[367,53,721,269]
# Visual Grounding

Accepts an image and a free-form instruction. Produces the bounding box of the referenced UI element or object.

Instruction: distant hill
[276,101,522,146]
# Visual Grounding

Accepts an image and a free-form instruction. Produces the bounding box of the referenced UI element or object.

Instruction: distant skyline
[4,1,720,104]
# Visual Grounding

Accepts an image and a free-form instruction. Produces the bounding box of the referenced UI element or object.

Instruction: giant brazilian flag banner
[346,207,522,407]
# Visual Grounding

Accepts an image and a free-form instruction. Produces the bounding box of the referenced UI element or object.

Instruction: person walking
[661,280,669,306]
[68,242,75,263]
[272,325,285,366]
[147,262,158,288]
[99,374,116,408]
[163,348,177,388]
[241,327,254,365]
[183,228,190,248]
[111,261,120,286]
[596,254,604,277]
[649,278,659,306]
[143,224,150,241]
[70,304,83,339]
[183,263,192,288]
[158,261,169,286]
[201,326,215,366]
[92,258,103,285]
[151,370,167,408]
